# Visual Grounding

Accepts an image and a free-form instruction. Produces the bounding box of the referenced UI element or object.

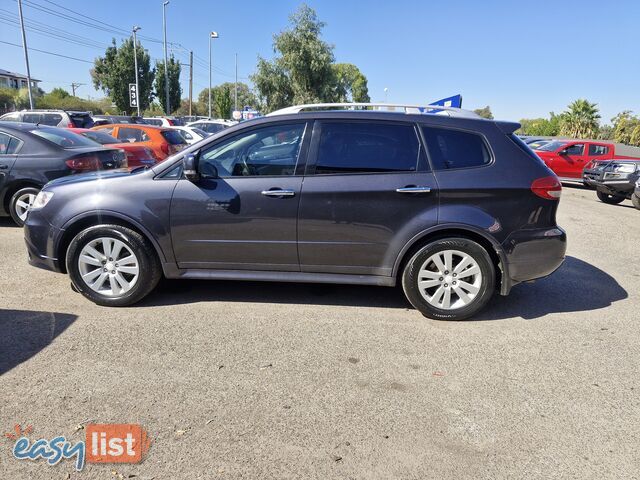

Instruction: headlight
[31,191,54,210]
[612,163,636,173]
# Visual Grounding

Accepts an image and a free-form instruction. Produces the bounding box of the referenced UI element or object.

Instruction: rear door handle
[261,189,296,197]
[0,165,8,170]
[396,186,432,193]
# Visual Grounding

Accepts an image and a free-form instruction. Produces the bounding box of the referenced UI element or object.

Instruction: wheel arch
[56,211,167,274]
[393,225,511,295]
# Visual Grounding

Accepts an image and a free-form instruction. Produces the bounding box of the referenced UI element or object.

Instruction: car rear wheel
[402,238,495,321]
[597,190,625,205]
[66,224,162,306]
[9,187,40,226]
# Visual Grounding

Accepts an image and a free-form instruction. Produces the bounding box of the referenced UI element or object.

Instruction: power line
[0,40,94,64]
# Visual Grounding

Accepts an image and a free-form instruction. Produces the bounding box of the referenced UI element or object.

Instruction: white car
[143,117,184,127]
[186,119,231,135]
[169,126,209,145]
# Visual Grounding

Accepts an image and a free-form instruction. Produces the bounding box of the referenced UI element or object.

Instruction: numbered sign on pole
[129,83,138,108]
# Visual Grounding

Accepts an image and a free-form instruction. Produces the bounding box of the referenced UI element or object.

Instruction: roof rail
[266,102,481,119]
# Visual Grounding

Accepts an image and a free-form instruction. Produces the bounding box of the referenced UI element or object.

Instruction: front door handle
[261,189,296,197]
[396,186,432,194]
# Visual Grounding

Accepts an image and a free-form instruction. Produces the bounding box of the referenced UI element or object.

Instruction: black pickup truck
[583,159,640,208]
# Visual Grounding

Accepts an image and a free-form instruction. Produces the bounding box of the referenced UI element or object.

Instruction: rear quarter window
[422,126,491,170]
[41,113,63,126]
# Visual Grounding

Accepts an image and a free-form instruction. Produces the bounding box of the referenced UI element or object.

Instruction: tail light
[67,120,76,128]
[531,176,562,200]
[66,155,101,171]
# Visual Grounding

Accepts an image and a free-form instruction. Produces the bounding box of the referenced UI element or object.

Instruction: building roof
[0,68,40,82]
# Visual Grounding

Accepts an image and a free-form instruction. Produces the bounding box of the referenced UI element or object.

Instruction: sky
[1,0,638,123]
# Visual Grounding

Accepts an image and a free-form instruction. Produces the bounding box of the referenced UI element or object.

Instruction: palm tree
[559,99,601,138]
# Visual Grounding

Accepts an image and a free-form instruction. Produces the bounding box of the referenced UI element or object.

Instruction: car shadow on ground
[0,309,77,376]
[0,217,18,228]
[141,256,627,321]
[476,256,628,321]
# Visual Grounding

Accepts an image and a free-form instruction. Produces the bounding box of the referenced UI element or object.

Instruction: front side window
[422,126,491,170]
[0,132,22,154]
[565,144,584,155]
[589,144,610,156]
[199,123,305,177]
[22,113,42,124]
[315,122,420,174]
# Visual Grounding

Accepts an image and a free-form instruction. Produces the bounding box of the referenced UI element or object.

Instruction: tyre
[9,187,40,226]
[597,190,625,205]
[632,194,640,210]
[66,224,162,306]
[402,238,495,321]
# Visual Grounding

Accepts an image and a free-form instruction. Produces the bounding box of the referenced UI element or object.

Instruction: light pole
[384,87,389,103]
[132,26,141,117]
[208,31,219,119]
[162,1,170,115]
[17,0,33,109]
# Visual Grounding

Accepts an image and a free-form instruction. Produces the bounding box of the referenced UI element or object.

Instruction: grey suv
[24,104,567,320]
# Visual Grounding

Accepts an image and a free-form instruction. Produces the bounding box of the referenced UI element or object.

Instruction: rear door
[0,131,21,193]
[297,120,438,276]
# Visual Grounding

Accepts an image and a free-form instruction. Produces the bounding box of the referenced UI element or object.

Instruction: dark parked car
[583,158,640,205]
[0,122,126,225]
[633,180,640,210]
[24,104,567,320]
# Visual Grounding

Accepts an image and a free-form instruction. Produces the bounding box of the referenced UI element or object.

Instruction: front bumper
[24,209,64,273]
[502,227,567,285]
[583,168,638,196]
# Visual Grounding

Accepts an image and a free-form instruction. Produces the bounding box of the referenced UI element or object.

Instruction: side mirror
[183,152,200,182]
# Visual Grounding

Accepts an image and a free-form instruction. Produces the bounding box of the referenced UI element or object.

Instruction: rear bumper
[24,210,64,273]
[502,227,566,286]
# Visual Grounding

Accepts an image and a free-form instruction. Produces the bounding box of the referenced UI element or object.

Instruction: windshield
[31,128,100,148]
[537,141,567,152]
[81,130,119,145]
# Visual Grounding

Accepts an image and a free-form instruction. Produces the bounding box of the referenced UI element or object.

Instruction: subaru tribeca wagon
[24,103,567,320]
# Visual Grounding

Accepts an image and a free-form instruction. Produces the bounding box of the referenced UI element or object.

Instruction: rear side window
[315,122,420,174]
[161,130,187,145]
[422,126,491,170]
[41,113,63,126]
[22,113,42,124]
[0,132,22,154]
[117,128,149,143]
[589,144,609,156]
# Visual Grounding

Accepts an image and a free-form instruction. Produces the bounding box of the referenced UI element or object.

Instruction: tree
[251,4,369,112]
[154,55,182,114]
[473,106,493,119]
[630,125,640,147]
[611,111,640,144]
[49,87,70,99]
[518,113,561,136]
[197,82,259,117]
[214,84,232,119]
[558,99,600,138]
[333,63,370,102]
[91,38,154,113]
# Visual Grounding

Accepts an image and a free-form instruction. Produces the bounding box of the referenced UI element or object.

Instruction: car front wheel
[402,238,495,321]
[9,187,40,226]
[66,224,162,306]
[597,190,625,205]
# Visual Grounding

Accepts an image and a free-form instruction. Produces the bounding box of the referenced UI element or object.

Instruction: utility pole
[208,31,219,119]
[70,82,84,97]
[189,51,193,116]
[234,53,238,112]
[162,1,170,115]
[132,26,141,117]
[17,0,34,109]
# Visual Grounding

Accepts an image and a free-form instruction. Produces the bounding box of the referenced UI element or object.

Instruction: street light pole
[208,31,219,119]
[132,26,141,117]
[162,1,170,115]
[234,53,238,113]
[17,0,34,109]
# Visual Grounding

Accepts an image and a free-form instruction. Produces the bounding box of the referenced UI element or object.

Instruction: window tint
[588,144,609,156]
[30,128,98,148]
[422,126,491,170]
[565,144,584,155]
[316,122,420,174]
[41,113,62,126]
[161,130,186,145]
[117,127,148,143]
[199,123,305,177]
[198,123,226,134]
[82,130,118,144]
[0,132,22,154]
[1,113,20,122]
[22,113,42,124]
[70,114,94,128]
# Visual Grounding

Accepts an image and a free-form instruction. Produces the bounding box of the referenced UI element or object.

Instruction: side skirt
[162,264,396,287]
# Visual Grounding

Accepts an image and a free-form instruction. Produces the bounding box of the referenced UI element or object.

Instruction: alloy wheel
[77,237,140,296]
[14,192,37,222]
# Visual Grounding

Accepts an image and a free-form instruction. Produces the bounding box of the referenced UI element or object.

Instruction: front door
[297,120,438,276]
[555,142,587,178]
[170,121,310,271]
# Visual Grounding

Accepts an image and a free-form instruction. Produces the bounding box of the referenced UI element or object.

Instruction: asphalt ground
[0,185,638,479]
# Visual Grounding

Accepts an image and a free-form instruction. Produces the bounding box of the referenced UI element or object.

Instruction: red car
[534,139,640,181]
[70,128,158,168]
